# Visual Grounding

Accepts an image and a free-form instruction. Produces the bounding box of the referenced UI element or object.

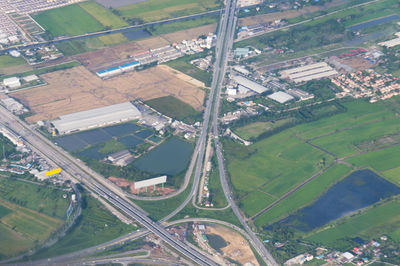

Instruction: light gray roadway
[208,0,278,264]
[0,107,216,266]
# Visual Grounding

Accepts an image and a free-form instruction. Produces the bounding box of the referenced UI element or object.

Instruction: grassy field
[234,118,295,140]
[0,178,70,219]
[0,205,11,218]
[33,4,104,36]
[240,190,276,217]
[0,198,64,258]
[145,96,202,124]
[346,145,400,172]
[225,131,334,199]
[226,98,400,233]
[254,164,352,227]
[166,54,212,87]
[305,200,400,249]
[0,55,26,68]
[0,61,80,81]
[383,166,400,186]
[29,192,134,260]
[148,14,218,35]
[79,1,128,29]
[116,0,221,22]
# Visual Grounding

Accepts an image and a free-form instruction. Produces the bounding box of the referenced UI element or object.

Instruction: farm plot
[11,65,205,123]
[225,130,334,201]
[116,0,222,22]
[32,4,104,37]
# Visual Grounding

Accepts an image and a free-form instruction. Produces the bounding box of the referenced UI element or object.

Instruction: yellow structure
[46,168,61,177]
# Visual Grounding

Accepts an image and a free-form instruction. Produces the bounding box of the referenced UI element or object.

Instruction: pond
[272,169,400,232]
[102,123,140,137]
[123,29,151,41]
[348,14,400,31]
[56,123,141,152]
[77,146,105,160]
[133,137,193,175]
[207,234,227,254]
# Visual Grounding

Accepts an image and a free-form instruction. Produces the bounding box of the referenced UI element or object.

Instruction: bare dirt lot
[207,225,259,265]
[11,65,205,123]
[72,24,217,71]
[337,56,377,71]
[108,176,175,195]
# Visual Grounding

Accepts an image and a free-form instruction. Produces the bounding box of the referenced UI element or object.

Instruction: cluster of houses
[332,69,400,102]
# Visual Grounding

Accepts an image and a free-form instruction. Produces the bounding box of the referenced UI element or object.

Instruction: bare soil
[207,225,259,265]
[11,65,205,123]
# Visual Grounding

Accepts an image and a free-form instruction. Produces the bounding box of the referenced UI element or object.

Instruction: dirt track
[11,65,205,123]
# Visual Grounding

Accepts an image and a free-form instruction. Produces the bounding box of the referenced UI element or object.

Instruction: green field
[148,14,218,35]
[145,96,202,124]
[30,192,134,260]
[0,55,26,68]
[0,61,80,82]
[33,4,104,37]
[0,178,71,219]
[0,198,64,258]
[240,190,276,217]
[234,118,295,140]
[0,205,11,218]
[306,200,400,249]
[225,131,334,199]
[346,145,400,172]
[116,0,221,22]
[226,97,400,233]
[166,54,212,87]
[383,166,400,186]
[79,1,128,29]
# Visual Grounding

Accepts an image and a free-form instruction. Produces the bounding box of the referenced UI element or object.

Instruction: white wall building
[52,102,142,135]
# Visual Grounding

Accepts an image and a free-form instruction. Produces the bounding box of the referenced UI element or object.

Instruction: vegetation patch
[33,4,104,37]
[29,191,134,260]
[0,55,26,69]
[145,96,202,124]
[115,0,222,23]
[79,1,128,29]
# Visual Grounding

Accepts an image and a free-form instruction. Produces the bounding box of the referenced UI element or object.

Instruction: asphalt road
[208,0,278,264]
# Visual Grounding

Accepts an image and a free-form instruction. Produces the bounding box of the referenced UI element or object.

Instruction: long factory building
[280,62,338,83]
[51,102,141,135]
[232,75,270,94]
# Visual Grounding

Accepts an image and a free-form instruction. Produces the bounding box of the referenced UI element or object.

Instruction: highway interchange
[0,0,277,265]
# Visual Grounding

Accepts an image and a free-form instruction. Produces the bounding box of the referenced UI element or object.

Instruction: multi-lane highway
[0,0,249,264]
[0,110,216,265]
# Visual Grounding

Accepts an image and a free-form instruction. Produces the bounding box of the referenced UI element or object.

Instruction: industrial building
[96,66,122,78]
[378,32,400,48]
[52,102,142,135]
[107,149,133,166]
[280,62,338,83]
[2,77,21,89]
[96,60,140,78]
[232,75,270,94]
[268,91,294,103]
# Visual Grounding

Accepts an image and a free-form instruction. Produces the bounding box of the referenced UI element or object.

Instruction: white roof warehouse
[52,102,141,135]
[232,75,270,94]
